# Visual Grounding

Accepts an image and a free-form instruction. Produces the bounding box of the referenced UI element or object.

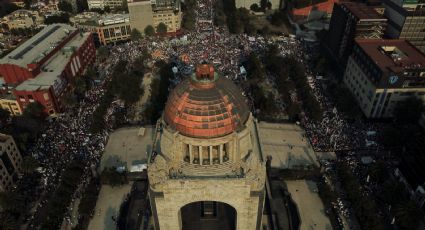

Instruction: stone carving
[148,155,169,190]
[242,153,266,191]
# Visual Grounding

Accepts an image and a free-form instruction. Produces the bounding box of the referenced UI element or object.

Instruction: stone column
[209,146,213,165]
[189,144,193,164]
[199,146,203,165]
[219,144,223,163]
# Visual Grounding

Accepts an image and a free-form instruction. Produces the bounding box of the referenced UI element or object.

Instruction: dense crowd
[19,0,390,228]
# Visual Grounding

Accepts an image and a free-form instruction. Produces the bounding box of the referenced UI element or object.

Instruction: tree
[58,0,73,13]
[214,9,226,26]
[144,25,155,36]
[0,212,17,230]
[97,46,109,60]
[44,13,70,24]
[130,28,142,41]
[104,5,111,13]
[156,22,167,34]
[76,0,88,12]
[250,3,260,12]
[0,108,10,125]
[0,3,20,17]
[393,97,423,124]
[182,10,196,30]
[101,168,127,186]
[395,201,424,229]
[21,156,38,174]
[23,0,32,9]
[23,102,45,120]
[0,191,25,214]
[260,0,268,10]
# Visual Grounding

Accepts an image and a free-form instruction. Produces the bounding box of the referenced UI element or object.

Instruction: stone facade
[149,114,266,230]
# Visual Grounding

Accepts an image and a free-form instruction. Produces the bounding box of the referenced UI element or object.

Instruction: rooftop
[341,2,386,20]
[164,64,250,139]
[0,24,77,68]
[72,13,129,26]
[356,39,425,73]
[15,31,91,91]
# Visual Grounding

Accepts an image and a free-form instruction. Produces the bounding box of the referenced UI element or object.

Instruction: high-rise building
[0,133,22,192]
[128,0,181,34]
[0,24,96,115]
[327,2,387,65]
[344,39,425,118]
[384,0,425,53]
[148,63,266,230]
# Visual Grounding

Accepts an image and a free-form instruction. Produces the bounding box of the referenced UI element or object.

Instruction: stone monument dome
[163,63,250,138]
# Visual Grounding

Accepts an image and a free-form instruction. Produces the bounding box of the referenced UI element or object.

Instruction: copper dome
[163,64,250,138]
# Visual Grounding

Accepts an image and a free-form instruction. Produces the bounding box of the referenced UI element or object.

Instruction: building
[128,0,182,34]
[344,39,425,118]
[384,0,425,53]
[0,9,44,31]
[290,0,339,22]
[72,13,131,45]
[327,2,387,65]
[0,24,96,115]
[148,63,266,230]
[0,134,22,191]
[87,0,125,10]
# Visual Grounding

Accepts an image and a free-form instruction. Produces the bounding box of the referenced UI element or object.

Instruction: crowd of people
[18,0,391,228]
[25,50,124,228]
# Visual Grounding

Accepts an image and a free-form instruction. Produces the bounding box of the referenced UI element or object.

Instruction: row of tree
[35,160,85,229]
[142,60,173,124]
[91,55,145,132]
[181,0,196,30]
[74,178,101,229]
[336,162,385,230]
[130,23,168,41]
[0,157,41,230]
[265,45,322,121]
[243,53,279,119]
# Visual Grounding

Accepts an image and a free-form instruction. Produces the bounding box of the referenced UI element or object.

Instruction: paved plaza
[286,180,332,230]
[100,127,154,171]
[88,184,133,230]
[257,122,319,169]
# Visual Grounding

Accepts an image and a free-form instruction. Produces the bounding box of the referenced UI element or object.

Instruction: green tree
[395,201,424,229]
[23,102,45,120]
[21,156,39,174]
[97,46,109,60]
[44,13,70,24]
[101,168,127,186]
[393,96,423,124]
[144,25,155,36]
[76,0,88,12]
[0,212,17,230]
[58,0,73,13]
[74,77,87,95]
[214,9,226,26]
[104,5,111,13]
[250,3,260,11]
[0,108,10,125]
[182,10,196,30]
[260,0,267,10]
[0,191,25,214]
[23,0,32,9]
[156,22,167,34]
[130,28,142,40]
